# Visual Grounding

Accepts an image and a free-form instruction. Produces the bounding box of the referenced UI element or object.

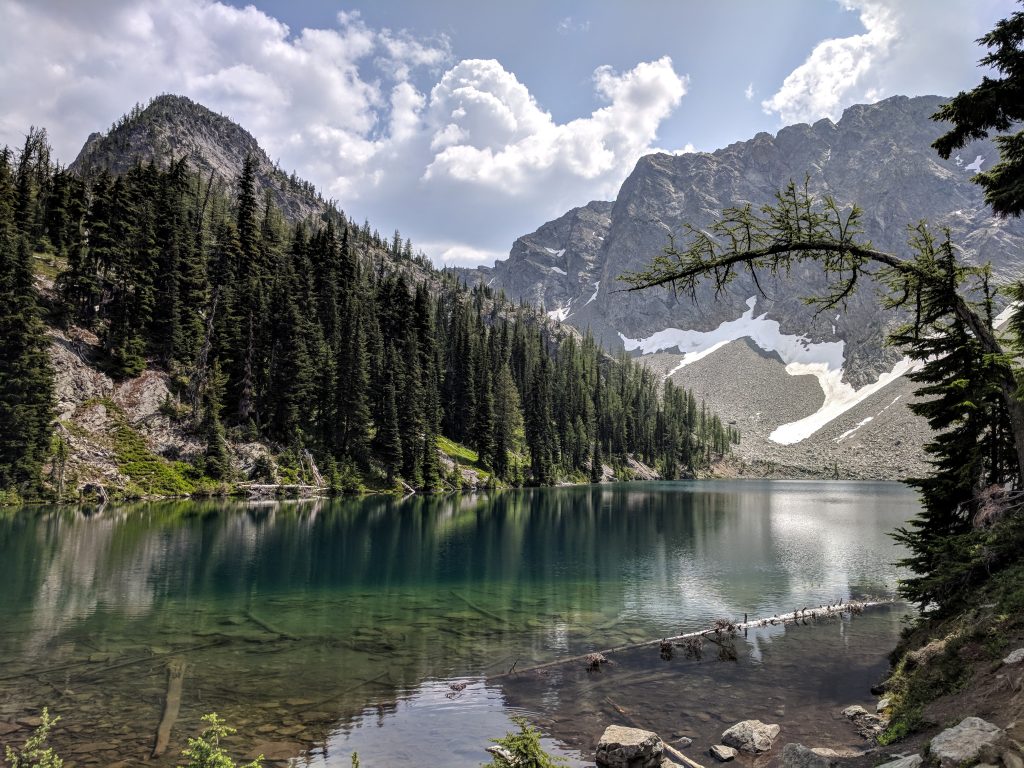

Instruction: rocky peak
[71,94,329,223]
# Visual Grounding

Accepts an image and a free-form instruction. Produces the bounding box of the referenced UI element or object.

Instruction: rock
[781,743,836,768]
[874,755,922,768]
[876,697,892,712]
[929,717,1004,768]
[16,716,42,728]
[843,705,886,738]
[1004,648,1024,665]
[1002,750,1024,768]
[487,745,523,766]
[673,737,693,748]
[246,740,303,761]
[595,725,665,768]
[721,720,781,754]
[710,745,738,762]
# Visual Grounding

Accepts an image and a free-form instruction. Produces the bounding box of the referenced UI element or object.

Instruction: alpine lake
[0,480,920,767]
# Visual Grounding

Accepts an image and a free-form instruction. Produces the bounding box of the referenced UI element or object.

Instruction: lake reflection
[0,481,918,765]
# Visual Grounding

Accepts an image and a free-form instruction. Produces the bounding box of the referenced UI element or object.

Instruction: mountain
[71,94,329,223]
[466,95,1024,479]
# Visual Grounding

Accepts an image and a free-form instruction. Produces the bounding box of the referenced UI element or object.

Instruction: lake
[0,481,920,766]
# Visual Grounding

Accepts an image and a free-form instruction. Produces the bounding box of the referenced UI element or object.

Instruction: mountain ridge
[462,94,1024,479]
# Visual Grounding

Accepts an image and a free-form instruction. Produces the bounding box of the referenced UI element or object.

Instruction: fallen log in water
[152,658,186,757]
[487,598,895,681]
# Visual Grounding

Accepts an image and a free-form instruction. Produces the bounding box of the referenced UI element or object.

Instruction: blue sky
[0,0,1014,265]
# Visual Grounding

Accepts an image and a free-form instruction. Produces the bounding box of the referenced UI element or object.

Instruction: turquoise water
[0,481,919,765]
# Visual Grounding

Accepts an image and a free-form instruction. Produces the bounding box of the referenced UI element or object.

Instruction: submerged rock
[929,717,1003,768]
[710,744,738,762]
[596,725,665,768]
[874,755,922,768]
[721,720,781,753]
[781,743,837,768]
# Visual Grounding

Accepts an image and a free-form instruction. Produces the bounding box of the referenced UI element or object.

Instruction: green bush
[486,717,565,768]
[4,708,62,768]
[180,713,262,768]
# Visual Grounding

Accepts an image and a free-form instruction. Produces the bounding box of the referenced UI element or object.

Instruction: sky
[0,0,1015,266]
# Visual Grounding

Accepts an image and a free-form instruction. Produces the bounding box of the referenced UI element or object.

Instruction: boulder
[843,704,886,738]
[929,717,1004,768]
[874,755,922,768]
[876,697,892,712]
[781,743,837,768]
[1003,648,1024,665]
[710,744,738,762]
[721,720,781,754]
[596,725,665,768]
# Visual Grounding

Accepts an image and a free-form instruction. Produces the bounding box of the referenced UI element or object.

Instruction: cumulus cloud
[0,0,686,266]
[744,82,754,100]
[761,0,999,125]
[761,0,897,123]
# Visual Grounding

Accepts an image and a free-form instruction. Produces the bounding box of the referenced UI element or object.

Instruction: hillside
[464,95,1024,479]
[1,100,738,503]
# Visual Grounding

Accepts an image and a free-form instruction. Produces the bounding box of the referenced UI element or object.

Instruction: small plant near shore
[4,708,62,768]
[486,717,566,768]
[180,713,263,768]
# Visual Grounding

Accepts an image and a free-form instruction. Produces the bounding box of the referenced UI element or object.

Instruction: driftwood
[245,609,299,640]
[450,591,509,626]
[151,658,186,757]
[487,599,893,681]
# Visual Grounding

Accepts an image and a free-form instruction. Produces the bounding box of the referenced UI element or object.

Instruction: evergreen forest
[0,133,738,499]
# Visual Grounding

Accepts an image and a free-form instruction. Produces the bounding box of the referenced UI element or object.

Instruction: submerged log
[152,658,186,757]
[487,599,894,681]
[450,590,509,626]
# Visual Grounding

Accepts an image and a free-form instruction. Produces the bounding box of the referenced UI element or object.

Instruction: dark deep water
[0,481,919,766]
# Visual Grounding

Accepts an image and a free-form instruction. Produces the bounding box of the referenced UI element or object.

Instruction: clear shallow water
[0,481,919,766]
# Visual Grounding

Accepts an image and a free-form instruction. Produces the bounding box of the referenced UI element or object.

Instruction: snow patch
[836,417,873,443]
[994,301,1019,329]
[549,266,567,275]
[544,247,566,258]
[965,154,985,172]
[584,281,600,306]
[620,296,921,445]
[547,300,572,322]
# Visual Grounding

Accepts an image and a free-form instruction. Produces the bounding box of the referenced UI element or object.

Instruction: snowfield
[620,296,922,445]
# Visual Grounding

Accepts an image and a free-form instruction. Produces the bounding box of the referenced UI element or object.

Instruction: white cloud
[761,0,897,123]
[760,0,1007,126]
[0,0,686,267]
[744,82,754,100]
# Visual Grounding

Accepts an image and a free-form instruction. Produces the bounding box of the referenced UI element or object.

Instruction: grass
[31,251,66,282]
[437,436,479,464]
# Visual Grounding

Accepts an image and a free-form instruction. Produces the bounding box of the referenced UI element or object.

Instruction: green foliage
[486,717,566,768]
[4,708,62,768]
[179,713,262,768]
[107,402,195,496]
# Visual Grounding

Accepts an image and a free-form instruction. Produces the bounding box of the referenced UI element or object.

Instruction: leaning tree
[620,2,1024,615]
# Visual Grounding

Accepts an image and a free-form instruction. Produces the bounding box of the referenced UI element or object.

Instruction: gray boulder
[1003,648,1024,665]
[596,725,665,768]
[874,755,922,768]
[710,745,738,762]
[781,743,838,768]
[929,717,1004,768]
[721,720,781,753]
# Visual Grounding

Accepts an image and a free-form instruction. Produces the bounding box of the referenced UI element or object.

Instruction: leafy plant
[486,717,566,768]
[4,708,62,768]
[179,713,262,768]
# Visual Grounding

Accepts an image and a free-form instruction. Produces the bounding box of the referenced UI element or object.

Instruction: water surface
[0,481,919,765]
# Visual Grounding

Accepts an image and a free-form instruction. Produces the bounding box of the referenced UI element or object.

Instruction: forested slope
[0,124,736,502]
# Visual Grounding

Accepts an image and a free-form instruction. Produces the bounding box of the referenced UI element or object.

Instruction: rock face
[929,717,1004,768]
[473,95,1024,479]
[596,725,665,768]
[720,720,781,754]
[874,756,923,768]
[71,94,329,223]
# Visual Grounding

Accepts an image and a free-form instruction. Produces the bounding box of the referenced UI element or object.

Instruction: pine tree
[0,148,54,495]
